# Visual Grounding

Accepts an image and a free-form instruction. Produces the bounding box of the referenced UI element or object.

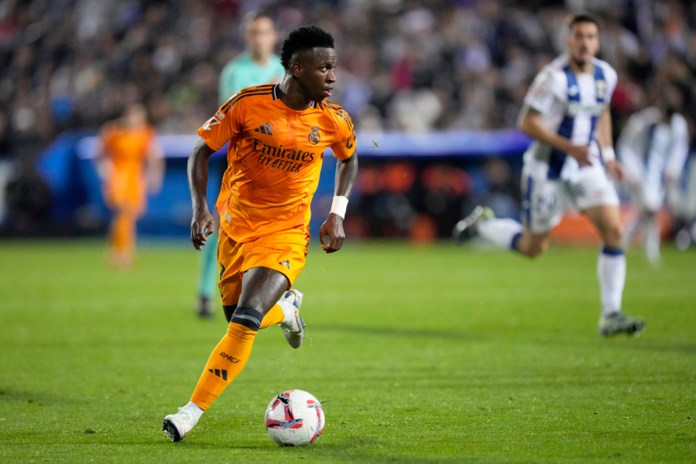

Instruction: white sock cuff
[184,401,205,420]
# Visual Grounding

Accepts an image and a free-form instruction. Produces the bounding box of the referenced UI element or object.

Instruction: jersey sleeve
[330,107,357,161]
[197,95,243,151]
[523,69,560,114]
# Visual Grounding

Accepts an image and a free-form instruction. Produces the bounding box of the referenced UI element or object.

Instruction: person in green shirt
[197,12,285,317]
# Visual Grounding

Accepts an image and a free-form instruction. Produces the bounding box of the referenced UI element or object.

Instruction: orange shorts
[217,228,308,306]
[106,170,146,215]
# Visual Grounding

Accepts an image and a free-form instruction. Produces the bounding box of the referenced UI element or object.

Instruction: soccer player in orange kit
[162,25,358,442]
[95,103,164,268]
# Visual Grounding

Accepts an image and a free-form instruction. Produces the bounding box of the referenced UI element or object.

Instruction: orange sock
[260,303,285,329]
[109,212,136,264]
[190,322,257,410]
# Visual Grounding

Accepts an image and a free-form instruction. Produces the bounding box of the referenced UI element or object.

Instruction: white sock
[478,218,523,250]
[183,401,205,422]
[277,298,295,325]
[644,215,661,265]
[597,246,626,316]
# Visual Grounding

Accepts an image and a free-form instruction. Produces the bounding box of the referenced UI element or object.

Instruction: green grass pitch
[1,239,694,463]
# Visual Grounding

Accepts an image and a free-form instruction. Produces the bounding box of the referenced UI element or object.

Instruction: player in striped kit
[454,13,644,337]
[618,84,690,265]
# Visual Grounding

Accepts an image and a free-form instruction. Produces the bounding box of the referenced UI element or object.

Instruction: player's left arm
[320,153,358,254]
[596,107,624,182]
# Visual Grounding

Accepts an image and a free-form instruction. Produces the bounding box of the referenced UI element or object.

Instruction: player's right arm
[94,125,114,183]
[189,94,243,250]
[518,107,590,166]
[187,139,217,250]
[518,68,590,166]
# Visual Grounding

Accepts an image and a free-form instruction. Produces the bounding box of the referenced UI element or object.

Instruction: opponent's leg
[643,211,661,265]
[586,204,644,336]
[621,213,641,250]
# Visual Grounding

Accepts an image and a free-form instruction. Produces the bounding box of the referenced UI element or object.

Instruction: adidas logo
[254,122,273,135]
[208,369,228,381]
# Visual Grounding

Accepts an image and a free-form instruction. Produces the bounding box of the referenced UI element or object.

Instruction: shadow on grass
[314,323,481,342]
[0,386,72,406]
[159,438,470,463]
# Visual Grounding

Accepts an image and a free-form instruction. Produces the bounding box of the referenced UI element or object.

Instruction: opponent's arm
[319,153,358,253]
[187,138,217,250]
[518,107,591,166]
[595,107,624,181]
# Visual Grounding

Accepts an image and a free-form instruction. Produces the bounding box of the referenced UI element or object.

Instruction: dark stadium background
[1,0,694,243]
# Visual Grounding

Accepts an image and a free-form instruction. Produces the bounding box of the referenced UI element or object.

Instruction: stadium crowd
[2,0,696,148]
[1,0,695,238]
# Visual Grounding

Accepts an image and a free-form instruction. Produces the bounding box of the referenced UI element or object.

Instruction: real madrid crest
[308,126,321,145]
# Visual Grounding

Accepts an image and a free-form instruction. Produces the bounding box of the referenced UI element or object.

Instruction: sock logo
[219,352,241,364]
[208,368,228,380]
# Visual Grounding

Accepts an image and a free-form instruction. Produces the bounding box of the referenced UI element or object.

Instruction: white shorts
[521,157,619,234]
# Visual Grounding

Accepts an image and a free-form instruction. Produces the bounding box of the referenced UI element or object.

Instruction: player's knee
[230,306,262,331]
[223,305,237,323]
[604,223,622,246]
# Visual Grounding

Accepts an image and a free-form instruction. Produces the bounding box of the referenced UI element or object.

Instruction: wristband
[602,146,616,162]
[330,195,349,219]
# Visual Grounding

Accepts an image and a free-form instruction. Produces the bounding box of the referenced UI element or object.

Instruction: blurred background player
[197,11,285,317]
[95,103,164,268]
[162,26,358,442]
[453,14,645,337]
[618,83,690,265]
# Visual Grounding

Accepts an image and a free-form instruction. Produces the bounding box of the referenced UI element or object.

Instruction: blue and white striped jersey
[522,53,617,179]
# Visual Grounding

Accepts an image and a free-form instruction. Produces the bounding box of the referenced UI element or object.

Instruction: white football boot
[162,407,199,442]
[279,289,305,349]
[452,206,494,244]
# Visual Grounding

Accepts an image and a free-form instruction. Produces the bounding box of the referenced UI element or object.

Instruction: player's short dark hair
[567,13,600,32]
[280,26,334,70]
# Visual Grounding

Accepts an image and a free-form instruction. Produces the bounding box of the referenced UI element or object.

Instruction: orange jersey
[197,84,357,243]
[102,124,156,174]
[101,123,157,213]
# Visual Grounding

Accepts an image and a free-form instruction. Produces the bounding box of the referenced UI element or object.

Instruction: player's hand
[567,144,591,166]
[319,213,345,254]
[605,160,624,182]
[191,209,215,251]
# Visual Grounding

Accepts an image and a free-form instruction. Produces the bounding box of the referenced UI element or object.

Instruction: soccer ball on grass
[264,389,325,446]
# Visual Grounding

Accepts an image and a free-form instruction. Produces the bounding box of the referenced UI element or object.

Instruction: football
[264,389,325,446]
